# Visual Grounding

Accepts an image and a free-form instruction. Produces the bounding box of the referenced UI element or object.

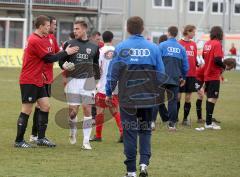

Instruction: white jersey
[97,45,118,94]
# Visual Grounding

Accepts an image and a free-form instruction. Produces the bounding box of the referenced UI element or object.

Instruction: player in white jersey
[90,31,123,142]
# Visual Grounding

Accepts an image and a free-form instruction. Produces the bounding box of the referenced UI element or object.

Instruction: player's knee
[40,103,50,112]
[69,109,77,119]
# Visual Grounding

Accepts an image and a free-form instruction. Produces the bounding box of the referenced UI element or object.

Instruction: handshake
[63,61,75,71]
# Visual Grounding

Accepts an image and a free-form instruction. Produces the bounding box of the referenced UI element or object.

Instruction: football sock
[83,116,93,144]
[183,102,191,120]
[69,116,77,135]
[206,101,215,125]
[95,113,104,138]
[31,107,40,136]
[15,112,29,142]
[113,112,123,135]
[38,110,49,139]
[196,99,202,120]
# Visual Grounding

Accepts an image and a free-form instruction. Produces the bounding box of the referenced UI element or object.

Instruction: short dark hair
[48,16,56,24]
[158,34,168,44]
[168,26,178,37]
[183,25,196,36]
[91,31,101,37]
[210,26,223,40]
[127,16,144,35]
[74,20,88,29]
[34,15,50,29]
[102,31,114,43]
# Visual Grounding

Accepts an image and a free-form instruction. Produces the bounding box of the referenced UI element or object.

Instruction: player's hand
[63,61,75,71]
[65,44,79,55]
[179,79,186,87]
[105,96,113,107]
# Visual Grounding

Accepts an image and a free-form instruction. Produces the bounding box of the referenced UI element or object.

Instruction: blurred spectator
[229,43,237,56]
[90,31,101,45]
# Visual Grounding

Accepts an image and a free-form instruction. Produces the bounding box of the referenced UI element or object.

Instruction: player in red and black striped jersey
[178,25,198,126]
[202,26,230,130]
[30,16,60,142]
[15,15,78,148]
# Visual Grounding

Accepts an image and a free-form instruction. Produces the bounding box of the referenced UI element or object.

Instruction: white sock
[127,172,136,177]
[140,164,147,170]
[82,116,93,144]
[69,116,77,135]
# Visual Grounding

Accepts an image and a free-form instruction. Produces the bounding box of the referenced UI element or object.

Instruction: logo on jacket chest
[76,53,89,60]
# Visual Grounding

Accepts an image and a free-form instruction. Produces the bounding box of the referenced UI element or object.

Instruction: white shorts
[65,77,96,105]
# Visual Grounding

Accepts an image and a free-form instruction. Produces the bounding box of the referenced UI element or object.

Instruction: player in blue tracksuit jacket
[105,16,165,177]
[159,26,189,130]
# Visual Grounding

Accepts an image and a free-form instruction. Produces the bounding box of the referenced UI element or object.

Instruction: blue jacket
[105,34,165,108]
[159,38,189,86]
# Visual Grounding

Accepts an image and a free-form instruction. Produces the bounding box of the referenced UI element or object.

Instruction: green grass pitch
[0,68,240,177]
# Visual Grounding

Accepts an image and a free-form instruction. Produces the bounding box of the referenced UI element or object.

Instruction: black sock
[91,106,96,120]
[15,112,29,142]
[32,107,40,136]
[183,102,191,120]
[206,101,215,125]
[38,111,49,139]
[177,101,180,121]
[196,99,202,120]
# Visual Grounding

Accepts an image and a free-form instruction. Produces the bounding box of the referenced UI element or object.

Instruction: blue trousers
[164,84,179,124]
[120,107,152,172]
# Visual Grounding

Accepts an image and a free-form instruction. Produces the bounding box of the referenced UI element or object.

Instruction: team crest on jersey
[49,38,53,45]
[86,48,92,54]
[105,50,114,60]
[190,45,194,51]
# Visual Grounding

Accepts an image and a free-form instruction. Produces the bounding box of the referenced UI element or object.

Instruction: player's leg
[109,96,123,142]
[120,107,138,177]
[205,81,221,130]
[82,103,94,150]
[196,85,204,123]
[90,92,106,141]
[36,95,56,147]
[182,92,192,126]
[30,103,40,142]
[167,85,179,131]
[30,84,51,142]
[68,104,79,144]
[15,84,38,148]
[90,106,105,141]
[138,108,152,177]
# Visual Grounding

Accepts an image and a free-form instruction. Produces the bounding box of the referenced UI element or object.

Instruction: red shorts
[95,92,119,108]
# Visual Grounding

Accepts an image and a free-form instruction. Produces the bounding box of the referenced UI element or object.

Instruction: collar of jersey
[168,38,177,42]
[129,34,143,39]
[77,38,89,42]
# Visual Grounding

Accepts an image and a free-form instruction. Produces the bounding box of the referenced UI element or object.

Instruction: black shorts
[44,84,51,97]
[20,84,48,103]
[195,80,204,91]
[205,80,220,99]
[179,77,197,93]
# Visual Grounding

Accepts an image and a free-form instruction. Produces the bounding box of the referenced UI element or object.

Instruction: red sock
[95,113,104,138]
[113,112,123,135]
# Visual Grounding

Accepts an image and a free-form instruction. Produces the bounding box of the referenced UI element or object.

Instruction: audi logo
[76,53,89,60]
[167,47,180,53]
[119,48,151,58]
[129,48,150,57]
